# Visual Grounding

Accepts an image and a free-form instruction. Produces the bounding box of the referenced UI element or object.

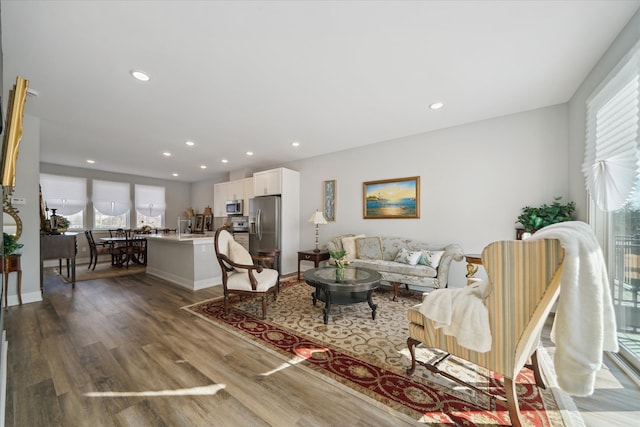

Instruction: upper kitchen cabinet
[253,168,285,196]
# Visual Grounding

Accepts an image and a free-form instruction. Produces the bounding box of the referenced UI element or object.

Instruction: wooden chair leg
[261,296,267,319]
[406,337,420,376]
[530,350,546,389]
[504,377,523,427]
[223,295,229,314]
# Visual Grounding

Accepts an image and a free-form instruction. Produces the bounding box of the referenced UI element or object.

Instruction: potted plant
[516,196,575,235]
[3,232,23,256]
[55,215,70,232]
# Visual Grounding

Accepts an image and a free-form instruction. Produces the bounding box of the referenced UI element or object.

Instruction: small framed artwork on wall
[323,180,336,221]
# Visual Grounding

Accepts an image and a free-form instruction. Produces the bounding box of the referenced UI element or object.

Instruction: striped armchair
[406,239,564,427]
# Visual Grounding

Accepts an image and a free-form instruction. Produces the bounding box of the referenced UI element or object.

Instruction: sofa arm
[436,244,465,287]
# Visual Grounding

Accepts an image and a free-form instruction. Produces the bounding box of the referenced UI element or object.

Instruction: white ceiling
[2,1,639,182]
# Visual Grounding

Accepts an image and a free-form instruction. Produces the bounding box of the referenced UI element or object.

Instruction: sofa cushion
[341,234,365,260]
[418,250,445,268]
[355,236,383,260]
[332,234,355,252]
[394,248,422,265]
[351,259,437,278]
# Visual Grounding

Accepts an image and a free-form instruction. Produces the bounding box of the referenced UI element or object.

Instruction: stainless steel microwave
[226,200,243,215]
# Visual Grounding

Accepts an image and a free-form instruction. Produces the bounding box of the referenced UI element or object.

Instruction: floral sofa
[326,234,464,300]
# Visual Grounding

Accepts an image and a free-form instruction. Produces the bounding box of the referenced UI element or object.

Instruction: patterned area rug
[183,278,581,426]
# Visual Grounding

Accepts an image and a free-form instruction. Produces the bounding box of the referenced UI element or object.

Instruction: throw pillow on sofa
[418,250,445,268]
[341,234,365,260]
[394,248,422,265]
[355,236,383,259]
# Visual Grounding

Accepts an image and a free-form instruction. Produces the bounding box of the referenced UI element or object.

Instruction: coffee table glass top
[305,266,380,284]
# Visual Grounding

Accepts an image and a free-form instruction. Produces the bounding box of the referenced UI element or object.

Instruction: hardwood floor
[4,268,640,426]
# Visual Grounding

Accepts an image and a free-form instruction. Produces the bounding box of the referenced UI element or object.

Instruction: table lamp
[308,210,327,252]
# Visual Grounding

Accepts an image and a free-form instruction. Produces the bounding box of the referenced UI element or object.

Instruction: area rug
[183,278,582,426]
[54,262,146,283]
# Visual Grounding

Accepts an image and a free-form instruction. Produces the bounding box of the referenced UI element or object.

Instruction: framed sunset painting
[363,176,420,219]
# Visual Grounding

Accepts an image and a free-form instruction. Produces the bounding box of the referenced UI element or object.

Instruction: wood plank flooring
[3,268,640,426]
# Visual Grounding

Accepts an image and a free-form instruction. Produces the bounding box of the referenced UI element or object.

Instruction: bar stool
[3,254,22,309]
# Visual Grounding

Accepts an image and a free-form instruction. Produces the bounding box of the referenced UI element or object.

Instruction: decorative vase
[335,266,345,281]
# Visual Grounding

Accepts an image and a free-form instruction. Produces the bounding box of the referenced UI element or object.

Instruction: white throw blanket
[419,280,491,353]
[529,221,618,396]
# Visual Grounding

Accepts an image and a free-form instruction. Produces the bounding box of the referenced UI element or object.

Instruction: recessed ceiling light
[130,69,150,82]
[185,140,195,146]
[200,165,207,169]
[246,151,254,156]
[429,102,444,110]
[291,141,300,147]
[86,159,95,164]
[162,152,171,157]
[221,159,228,164]
[172,173,179,177]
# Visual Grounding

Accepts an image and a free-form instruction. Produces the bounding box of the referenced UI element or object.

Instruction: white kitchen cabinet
[227,179,244,201]
[242,177,253,215]
[213,182,228,217]
[253,168,283,196]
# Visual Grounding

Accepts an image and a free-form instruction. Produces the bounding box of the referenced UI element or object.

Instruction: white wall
[285,105,569,287]
[9,114,41,305]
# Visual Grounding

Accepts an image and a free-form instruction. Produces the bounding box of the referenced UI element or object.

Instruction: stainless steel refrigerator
[249,195,281,270]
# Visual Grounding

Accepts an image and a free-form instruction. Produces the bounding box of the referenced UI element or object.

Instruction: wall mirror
[3,189,22,240]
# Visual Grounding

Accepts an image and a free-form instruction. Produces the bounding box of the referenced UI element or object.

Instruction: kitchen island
[145,233,221,290]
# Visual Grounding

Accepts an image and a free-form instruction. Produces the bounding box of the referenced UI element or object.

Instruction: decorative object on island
[516,196,575,238]
[185,207,195,217]
[363,176,420,219]
[3,232,23,256]
[323,180,336,222]
[308,210,327,252]
[203,206,213,231]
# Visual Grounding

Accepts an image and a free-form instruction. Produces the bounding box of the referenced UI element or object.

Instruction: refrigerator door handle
[257,208,262,240]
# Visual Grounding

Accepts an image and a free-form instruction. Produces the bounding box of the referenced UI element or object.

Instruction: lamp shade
[308,210,327,225]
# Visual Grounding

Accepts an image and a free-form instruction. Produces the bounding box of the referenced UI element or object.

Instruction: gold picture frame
[323,180,336,221]
[363,176,420,219]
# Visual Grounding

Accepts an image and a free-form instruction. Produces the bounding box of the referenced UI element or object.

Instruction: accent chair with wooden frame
[406,239,565,427]
[214,226,279,319]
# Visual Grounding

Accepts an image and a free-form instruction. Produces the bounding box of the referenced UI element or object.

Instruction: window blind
[583,42,640,212]
[92,180,131,216]
[40,174,87,215]
[135,184,166,217]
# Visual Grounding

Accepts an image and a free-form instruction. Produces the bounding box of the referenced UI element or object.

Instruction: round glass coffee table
[303,266,382,324]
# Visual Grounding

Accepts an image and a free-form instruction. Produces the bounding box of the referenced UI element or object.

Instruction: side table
[257,248,281,272]
[2,254,22,309]
[297,249,330,280]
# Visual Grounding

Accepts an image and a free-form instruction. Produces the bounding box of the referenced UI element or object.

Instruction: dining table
[99,235,147,267]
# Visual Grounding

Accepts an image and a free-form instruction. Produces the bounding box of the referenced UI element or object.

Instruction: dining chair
[84,230,117,270]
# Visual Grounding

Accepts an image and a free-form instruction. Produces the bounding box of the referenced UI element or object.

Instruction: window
[40,174,87,229]
[135,184,166,228]
[93,180,130,229]
[586,41,640,371]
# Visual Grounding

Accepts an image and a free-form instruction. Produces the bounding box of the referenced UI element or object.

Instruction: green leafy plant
[55,215,70,229]
[3,232,23,256]
[516,196,576,233]
[329,250,348,268]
